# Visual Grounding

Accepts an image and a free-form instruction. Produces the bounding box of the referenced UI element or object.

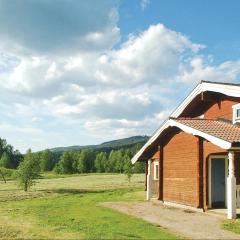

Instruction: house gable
[179,92,240,120]
[132,81,240,164]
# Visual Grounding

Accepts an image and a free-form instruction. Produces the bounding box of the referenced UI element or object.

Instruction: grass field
[0,173,178,239]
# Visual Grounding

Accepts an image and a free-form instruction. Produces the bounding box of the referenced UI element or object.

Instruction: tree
[40,149,55,171]
[12,150,23,168]
[124,160,133,183]
[54,151,75,174]
[133,162,145,173]
[77,150,95,173]
[115,149,125,173]
[16,149,40,191]
[94,152,107,173]
[0,138,7,158]
[0,152,12,168]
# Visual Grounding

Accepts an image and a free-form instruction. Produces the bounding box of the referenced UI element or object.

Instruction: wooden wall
[147,96,240,208]
[163,131,199,207]
[204,98,239,120]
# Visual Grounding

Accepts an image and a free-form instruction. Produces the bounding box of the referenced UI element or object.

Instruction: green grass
[223,219,240,234]
[0,173,178,239]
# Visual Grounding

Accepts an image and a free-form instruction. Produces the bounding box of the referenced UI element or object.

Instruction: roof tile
[171,118,240,143]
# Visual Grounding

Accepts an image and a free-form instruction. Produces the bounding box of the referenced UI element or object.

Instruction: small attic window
[232,104,240,123]
[237,109,240,119]
[153,162,159,180]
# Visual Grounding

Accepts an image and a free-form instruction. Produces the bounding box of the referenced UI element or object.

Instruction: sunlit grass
[0,173,178,239]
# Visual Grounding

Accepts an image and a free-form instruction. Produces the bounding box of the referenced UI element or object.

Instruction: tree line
[0,138,145,191]
[35,143,145,174]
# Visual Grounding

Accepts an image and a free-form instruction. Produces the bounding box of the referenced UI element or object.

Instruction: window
[153,162,159,180]
[237,108,240,119]
[232,103,240,123]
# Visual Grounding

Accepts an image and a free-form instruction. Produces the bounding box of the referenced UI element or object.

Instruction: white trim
[153,161,159,180]
[172,82,240,118]
[131,120,170,164]
[227,151,237,219]
[169,119,232,150]
[208,155,228,209]
[232,103,240,124]
[131,118,233,164]
[131,81,240,164]
[147,159,151,200]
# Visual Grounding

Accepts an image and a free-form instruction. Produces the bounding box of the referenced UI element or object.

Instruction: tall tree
[77,150,95,173]
[55,151,75,174]
[0,152,12,168]
[94,152,107,173]
[40,149,55,171]
[124,160,133,183]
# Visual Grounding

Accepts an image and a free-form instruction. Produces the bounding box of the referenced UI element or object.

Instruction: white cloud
[84,109,171,139]
[178,57,240,83]
[0,5,240,152]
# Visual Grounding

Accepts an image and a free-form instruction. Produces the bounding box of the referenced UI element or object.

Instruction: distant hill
[49,136,149,153]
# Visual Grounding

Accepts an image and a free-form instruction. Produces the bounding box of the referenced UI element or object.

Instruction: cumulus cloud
[178,57,240,83]
[0,1,240,151]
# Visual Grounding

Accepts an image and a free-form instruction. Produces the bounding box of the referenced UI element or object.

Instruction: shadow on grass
[44,188,108,195]
[0,187,135,203]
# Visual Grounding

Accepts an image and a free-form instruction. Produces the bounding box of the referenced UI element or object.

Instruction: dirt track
[102,201,240,239]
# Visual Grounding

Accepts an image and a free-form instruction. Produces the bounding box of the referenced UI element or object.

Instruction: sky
[0,0,240,153]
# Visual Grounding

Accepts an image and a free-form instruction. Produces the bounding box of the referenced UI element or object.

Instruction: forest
[0,137,146,179]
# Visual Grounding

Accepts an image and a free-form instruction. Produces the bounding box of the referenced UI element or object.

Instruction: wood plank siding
[148,96,240,209]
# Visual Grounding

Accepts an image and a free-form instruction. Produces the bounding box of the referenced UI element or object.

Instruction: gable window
[232,103,240,123]
[153,162,159,180]
[237,109,240,119]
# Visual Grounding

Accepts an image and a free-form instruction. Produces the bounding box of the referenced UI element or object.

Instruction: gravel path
[102,201,240,239]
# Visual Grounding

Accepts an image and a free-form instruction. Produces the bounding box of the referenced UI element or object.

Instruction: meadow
[0,173,177,239]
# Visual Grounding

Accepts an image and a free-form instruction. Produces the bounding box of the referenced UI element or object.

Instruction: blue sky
[0,0,239,152]
[119,0,240,63]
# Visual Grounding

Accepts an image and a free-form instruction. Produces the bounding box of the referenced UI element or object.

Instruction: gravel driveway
[102,201,240,239]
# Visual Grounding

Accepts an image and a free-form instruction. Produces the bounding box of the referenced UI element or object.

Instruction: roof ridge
[200,80,240,86]
[170,117,220,121]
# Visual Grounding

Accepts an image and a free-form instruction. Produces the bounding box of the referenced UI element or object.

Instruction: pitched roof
[171,118,240,144]
[131,81,240,164]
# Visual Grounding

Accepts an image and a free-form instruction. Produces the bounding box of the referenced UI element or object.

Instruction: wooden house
[132,81,240,219]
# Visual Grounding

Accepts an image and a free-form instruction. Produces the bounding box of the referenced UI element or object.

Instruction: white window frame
[232,103,240,124]
[153,161,159,180]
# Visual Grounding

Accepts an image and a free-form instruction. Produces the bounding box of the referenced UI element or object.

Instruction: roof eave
[169,119,232,150]
[131,81,240,164]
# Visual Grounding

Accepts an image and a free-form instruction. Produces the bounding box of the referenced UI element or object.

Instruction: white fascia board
[131,120,170,164]
[132,82,240,163]
[169,119,232,150]
[171,82,240,118]
[171,83,202,118]
[202,82,240,98]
